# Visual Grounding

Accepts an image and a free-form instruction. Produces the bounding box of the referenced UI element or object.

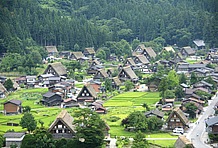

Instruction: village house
[44,62,67,77]
[111,77,121,90]
[4,100,22,115]
[180,46,195,58]
[4,132,26,147]
[41,92,62,106]
[88,101,107,114]
[144,109,165,119]
[161,103,173,112]
[118,66,138,83]
[193,39,205,50]
[0,83,8,98]
[49,81,73,99]
[173,53,184,63]
[45,46,58,57]
[134,44,145,54]
[181,101,203,118]
[162,46,175,53]
[206,53,218,63]
[166,108,189,130]
[59,51,71,59]
[70,52,88,64]
[176,63,206,73]
[26,76,37,88]
[174,135,193,148]
[205,116,218,134]
[83,47,95,59]
[63,98,80,108]
[14,76,27,85]
[141,47,157,60]
[191,68,213,77]
[124,58,136,67]
[48,110,76,139]
[76,84,97,104]
[93,69,108,81]
[87,60,103,75]
[107,68,115,77]
[133,55,150,72]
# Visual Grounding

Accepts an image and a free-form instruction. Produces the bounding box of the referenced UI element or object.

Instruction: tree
[142,103,150,111]
[21,128,55,148]
[96,49,106,60]
[20,113,37,133]
[147,116,164,131]
[122,111,148,132]
[132,131,148,148]
[73,108,106,148]
[164,89,175,99]
[105,78,112,92]
[158,78,168,97]
[4,78,14,91]
[175,86,185,99]
[125,80,134,91]
[190,72,198,85]
[167,70,179,89]
[22,106,31,113]
[179,73,187,84]
[185,103,198,119]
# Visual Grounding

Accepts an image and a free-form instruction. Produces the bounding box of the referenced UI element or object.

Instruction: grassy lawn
[149,140,176,147]
[75,83,84,88]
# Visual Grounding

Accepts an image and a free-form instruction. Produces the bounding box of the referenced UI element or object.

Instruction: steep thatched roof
[48,110,75,134]
[144,47,157,58]
[71,52,85,59]
[46,62,67,76]
[122,66,138,79]
[45,46,58,53]
[135,55,149,64]
[166,108,189,126]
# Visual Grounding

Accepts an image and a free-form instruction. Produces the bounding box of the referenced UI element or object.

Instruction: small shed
[4,132,25,147]
[4,100,22,115]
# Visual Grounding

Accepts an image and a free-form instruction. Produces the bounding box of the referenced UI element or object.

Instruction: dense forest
[0,0,217,54]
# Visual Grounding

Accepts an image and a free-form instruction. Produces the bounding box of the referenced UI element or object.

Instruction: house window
[58,125,62,128]
[176,119,180,122]
[82,93,85,96]
[86,93,89,96]
[84,90,87,93]
[170,119,174,122]
[58,130,62,133]
[174,114,176,117]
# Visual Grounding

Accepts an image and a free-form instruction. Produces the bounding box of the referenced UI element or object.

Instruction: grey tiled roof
[4,132,25,138]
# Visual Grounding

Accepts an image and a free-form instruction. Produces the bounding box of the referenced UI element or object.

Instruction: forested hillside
[0,0,217,54]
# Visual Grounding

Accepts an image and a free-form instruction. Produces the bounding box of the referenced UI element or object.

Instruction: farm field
[102,92,161,135]
[102,91,178,147]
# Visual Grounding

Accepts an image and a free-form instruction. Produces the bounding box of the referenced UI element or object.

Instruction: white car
[173,127,184,134]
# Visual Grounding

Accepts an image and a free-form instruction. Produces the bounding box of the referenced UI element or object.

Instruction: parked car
[173,127,184,134]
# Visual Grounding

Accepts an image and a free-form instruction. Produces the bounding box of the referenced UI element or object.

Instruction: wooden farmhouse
[111,77,121,90]
[93,69,108,81]
[193,39,205,49]
[76,84,97,104]
[59,51,71,59]
[83,47,95,58]
[48,110,76,139]
[118,66,138,83]
[45,46,58,56]
[144,109,164,119]
[44,62,67,77]
[162,46,175,53]
[106,68,114,77]
[124,58,136,67]
[87,60,103,75]
[206,116,218,134]
[4,132,26,147]
[174,135,193,148]
[141,47,157,60]
[134,55,149,65]
[180,46,195,58]
[70,52,85,60]
[166,108,189,130]
[4,100,22,115]
[206,53,218,63]
[41,92,62,106]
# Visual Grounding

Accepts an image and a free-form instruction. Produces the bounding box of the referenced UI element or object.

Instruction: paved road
[187,94,218,148]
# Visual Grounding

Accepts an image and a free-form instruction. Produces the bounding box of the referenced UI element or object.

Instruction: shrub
[108,116,121,122]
